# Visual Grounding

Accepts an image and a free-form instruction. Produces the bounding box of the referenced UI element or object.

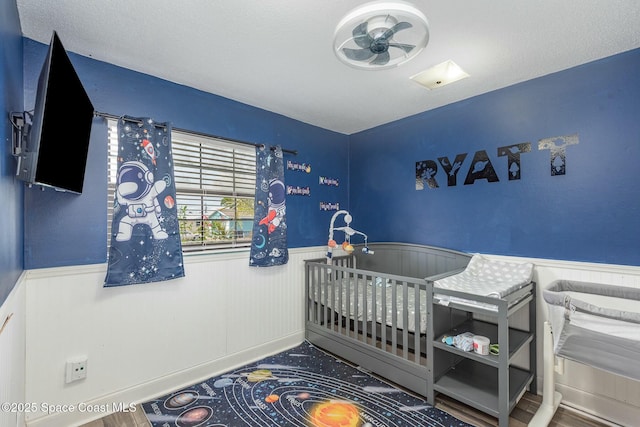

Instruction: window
[107,119,256,252]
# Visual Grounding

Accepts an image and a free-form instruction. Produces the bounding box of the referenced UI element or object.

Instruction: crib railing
[304,256,431,396]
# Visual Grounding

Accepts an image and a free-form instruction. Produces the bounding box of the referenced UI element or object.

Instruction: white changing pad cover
[435,254,534,301]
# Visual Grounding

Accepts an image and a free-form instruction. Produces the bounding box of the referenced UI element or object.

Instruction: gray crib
[304,242,537,427]
[304,243,471,396]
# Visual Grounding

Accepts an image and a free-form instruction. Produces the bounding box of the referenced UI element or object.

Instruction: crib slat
[381,276,387,348]
[391,279,398,352]
[354,274,360,340]
[361,274,368,344]
[323,266,330,330]
[336,268,343,335]
[402,281,409,360]
[371,274,377,344]
[414,283,421,362]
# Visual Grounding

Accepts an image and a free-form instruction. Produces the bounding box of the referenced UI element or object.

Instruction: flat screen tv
[17,31,94,194]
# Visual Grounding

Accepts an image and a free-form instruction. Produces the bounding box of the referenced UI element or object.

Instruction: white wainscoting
[19,247,640,427]
[0,273,26,427]
[24,247,325,427]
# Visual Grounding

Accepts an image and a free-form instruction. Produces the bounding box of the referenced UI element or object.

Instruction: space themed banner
[141,340,472,426]
[104,116,185,287]
[249,145,289,267]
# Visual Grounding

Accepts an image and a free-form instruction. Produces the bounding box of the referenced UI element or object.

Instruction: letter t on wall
[538,134,579,176]
[497,143,531,180]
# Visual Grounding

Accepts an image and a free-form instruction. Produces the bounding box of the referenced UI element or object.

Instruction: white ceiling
[16,0,640,135]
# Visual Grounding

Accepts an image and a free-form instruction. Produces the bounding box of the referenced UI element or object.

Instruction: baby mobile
[326,210,373,264]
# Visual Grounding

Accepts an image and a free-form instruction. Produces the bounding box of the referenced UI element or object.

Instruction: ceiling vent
[334,1,429,70]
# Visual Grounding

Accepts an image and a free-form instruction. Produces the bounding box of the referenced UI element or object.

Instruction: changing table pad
[434,254,534,310]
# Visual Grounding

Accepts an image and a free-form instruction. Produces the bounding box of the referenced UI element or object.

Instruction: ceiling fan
[334,2,429,70]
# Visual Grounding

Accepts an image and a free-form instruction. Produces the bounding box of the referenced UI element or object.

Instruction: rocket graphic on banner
[249,145,288,267]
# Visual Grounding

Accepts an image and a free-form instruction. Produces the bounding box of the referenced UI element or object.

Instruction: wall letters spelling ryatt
[416,134,579,190]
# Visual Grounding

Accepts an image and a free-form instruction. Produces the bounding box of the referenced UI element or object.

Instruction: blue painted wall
[22,38,349,269]
[17,28,640,269]
[0,0,25,306]
[350,49,640,266]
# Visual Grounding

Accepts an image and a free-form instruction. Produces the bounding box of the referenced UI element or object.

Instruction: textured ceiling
[16,0,640,134]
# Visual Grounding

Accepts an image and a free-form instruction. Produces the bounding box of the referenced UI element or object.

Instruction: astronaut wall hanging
[104,116,185,287]
[249,145,289,267]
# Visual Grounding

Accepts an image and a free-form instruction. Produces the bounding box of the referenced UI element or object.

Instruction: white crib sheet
[313,277,427,334]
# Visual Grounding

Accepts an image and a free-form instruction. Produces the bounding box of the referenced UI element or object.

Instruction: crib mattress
[312,277,427,334]
[434,254,534,311]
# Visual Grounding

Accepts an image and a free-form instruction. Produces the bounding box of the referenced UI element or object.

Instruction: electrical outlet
[65,357,88,383]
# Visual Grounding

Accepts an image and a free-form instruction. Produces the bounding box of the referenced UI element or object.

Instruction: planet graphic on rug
[164,390,198,409]
[247,368,273,382]
[213,378,233,388]
[310,400,360,427]
[265,394,279,403]
[176,406,212,427]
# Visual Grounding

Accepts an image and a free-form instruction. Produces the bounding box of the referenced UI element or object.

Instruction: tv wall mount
[9,110,31,158]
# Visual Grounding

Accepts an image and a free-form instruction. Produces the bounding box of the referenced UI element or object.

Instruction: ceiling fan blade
[352,22,372,48]
[391,21,413,34]
[370,51,390,65]
[388,43,415,53]
[343,47,376,61]
[380,21,413,41]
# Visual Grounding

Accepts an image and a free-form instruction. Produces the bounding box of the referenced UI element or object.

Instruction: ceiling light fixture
[333,1,429,70]
[410,60,469,89]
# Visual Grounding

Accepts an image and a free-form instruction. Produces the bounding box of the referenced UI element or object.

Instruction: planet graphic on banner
[164,195,175,209]
[252,233,266,249]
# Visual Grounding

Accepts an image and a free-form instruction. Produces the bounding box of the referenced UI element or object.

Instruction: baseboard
[551,382,640,427]
[26,332,305,427]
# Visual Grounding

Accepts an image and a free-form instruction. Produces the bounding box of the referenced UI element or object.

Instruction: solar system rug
[141,340,472,427]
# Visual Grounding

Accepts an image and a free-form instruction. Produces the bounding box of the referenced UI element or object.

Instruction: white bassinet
[543,280,640,381]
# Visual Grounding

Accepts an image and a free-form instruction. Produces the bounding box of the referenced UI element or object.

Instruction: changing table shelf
[433,361,533,417]
[427,282,537,427]
[433,319,534,368]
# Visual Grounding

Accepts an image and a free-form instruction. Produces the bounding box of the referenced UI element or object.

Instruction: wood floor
[81,391,611,427]
[435,392,611,427]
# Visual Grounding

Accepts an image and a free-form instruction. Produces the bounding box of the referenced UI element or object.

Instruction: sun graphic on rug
[310,400,360,427]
